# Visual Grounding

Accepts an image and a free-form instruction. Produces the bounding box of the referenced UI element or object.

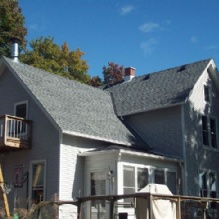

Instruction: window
[210,118,217,148]
[123,165,177,201]
[199,170,217,198]
[137,168,148,191]
[199,170,217,212]
[123,166,135,195]
[154,170,165,184]
[202,116,209,146]
[202,115,217,148]
[91,172,106,197]
[31,162,45,204]
[123,166,135,203]
[204,85,210,103]
[14,101,28,118]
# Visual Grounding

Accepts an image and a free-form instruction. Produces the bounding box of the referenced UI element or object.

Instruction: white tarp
[135,184,176,219]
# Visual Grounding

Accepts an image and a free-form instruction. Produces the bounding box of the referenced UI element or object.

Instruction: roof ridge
[136,58,212,80]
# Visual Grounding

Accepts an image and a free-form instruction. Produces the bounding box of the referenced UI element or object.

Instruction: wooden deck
[0,115,32,151]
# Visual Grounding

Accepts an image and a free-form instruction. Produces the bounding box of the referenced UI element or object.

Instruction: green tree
[0,0,27,57]
[102,62,124,84]
[20,37,90,84]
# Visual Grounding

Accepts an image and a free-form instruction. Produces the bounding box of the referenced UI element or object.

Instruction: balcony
[0,115,32,151]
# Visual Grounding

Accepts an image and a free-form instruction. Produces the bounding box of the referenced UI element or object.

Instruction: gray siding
[0,69,60,209]
[184,69,219,196]
[125,105,183,158]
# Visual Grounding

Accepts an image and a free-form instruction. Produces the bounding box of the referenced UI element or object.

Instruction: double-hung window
[202,115,217,148]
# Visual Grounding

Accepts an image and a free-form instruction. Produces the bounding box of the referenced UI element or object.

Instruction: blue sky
[19,0,219,78]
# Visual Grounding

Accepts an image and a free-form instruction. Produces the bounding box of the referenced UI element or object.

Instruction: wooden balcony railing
[0,115,32,151]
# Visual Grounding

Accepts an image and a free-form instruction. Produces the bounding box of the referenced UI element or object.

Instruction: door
[90,171,106,219]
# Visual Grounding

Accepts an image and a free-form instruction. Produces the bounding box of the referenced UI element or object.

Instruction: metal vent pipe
[10,38,19,62]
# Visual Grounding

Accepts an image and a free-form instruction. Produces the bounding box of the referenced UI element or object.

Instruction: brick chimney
[10,38,19,62]
[124,67,135,81]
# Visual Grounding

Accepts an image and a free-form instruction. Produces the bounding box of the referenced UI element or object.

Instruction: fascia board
[186,59,217,103]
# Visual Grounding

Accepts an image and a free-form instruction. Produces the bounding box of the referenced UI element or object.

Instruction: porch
[0,115,32,151]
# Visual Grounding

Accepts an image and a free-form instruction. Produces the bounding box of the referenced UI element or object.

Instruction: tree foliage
[20,37,90,84]
[102,62,124,84]
[89,76,103,87]
[0,0,27,57]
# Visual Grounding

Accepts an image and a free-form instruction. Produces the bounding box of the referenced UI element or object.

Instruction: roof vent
[124,67,135,82]
[144,74,150,80]
[10,38,19,62]
[177,65,186,72]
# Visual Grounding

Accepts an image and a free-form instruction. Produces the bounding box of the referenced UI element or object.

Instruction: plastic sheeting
[135,184,176,219]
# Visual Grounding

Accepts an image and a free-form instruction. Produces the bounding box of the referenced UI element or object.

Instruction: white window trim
[201,114,218,150]
[29,160,47,206]
[14,100,29,119]
[122,163,177,193]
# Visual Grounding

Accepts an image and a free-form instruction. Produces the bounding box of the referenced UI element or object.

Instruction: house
[0,48,219,218]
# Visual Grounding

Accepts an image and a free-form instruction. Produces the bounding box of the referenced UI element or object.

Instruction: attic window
[177,65,186,72]
[204,84,211,103]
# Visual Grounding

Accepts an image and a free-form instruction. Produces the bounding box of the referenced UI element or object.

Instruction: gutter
[62,130,132,147]
[78,148,182,163]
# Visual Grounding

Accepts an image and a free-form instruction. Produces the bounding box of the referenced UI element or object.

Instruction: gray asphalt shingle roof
[103,59,211,116]
[2,57,145,146]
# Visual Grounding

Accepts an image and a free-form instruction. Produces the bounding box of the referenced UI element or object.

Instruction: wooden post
[0,164,10,218]
[109,199,114,219]
[176,197,181,219]
[149,193,152,219]
[77,201,82,219]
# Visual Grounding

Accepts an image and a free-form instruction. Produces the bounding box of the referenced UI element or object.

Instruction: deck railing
[0,115,32,149]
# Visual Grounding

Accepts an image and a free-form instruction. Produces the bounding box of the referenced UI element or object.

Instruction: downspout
[181,105,188,195]
[58,130,63,219]
[116,151,122,195]
[114,151,122,218]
